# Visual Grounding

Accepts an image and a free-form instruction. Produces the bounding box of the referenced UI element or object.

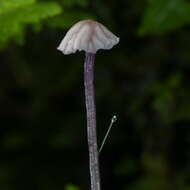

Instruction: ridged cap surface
[57,20,119,54]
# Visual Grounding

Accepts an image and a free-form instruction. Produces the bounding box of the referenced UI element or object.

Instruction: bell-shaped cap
[57,20,119,54]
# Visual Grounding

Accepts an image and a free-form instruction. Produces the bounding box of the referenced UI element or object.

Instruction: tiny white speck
[112,115,117,123]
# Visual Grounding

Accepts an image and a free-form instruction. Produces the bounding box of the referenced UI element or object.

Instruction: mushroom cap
[57,20,119,54]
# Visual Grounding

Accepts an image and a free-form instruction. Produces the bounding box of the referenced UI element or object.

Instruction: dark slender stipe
[84,52,101,190]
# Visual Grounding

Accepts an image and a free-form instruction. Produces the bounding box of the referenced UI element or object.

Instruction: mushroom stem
[84,52,101,190]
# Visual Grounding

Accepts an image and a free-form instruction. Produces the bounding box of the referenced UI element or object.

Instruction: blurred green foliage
[139,0,190,35]
[0,0,61,47]
[65,184,80,190]
[0,0,93,48]
[0,0,190,190]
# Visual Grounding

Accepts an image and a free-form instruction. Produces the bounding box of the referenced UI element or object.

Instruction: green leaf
[0,1,62,46]
[65,184,80,190]
[0,0,35,14]
[139,0,190,35]
[61,0,89,8]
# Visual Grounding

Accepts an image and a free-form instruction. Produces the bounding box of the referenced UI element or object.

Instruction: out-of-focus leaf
[65,184,80,190]
[139,0,190,35]
[128,176,170,190]
[0,0,34,14]
[61,0,89,8]
[0,1,62,47]
[115,157,138,176]
[149,74,190,123]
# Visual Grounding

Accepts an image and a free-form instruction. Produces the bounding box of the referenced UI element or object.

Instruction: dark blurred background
[0,0,190,190]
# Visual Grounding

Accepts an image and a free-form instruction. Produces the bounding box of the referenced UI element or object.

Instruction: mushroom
[57,19,119,54]
[57,19,119,190]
